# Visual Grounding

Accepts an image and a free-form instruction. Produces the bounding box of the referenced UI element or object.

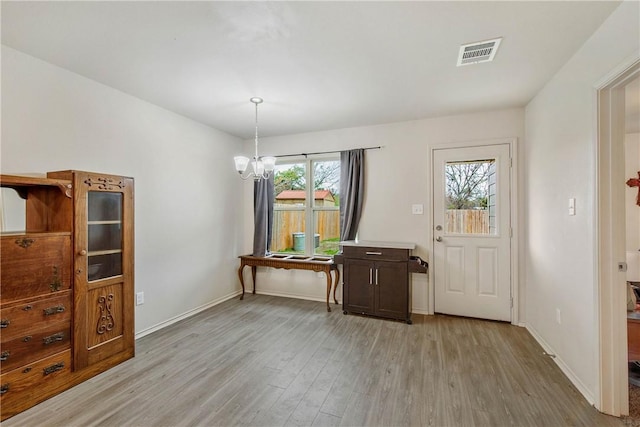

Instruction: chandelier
[233,97,276,180]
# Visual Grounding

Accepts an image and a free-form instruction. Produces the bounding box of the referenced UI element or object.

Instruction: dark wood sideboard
[334,240,427,324]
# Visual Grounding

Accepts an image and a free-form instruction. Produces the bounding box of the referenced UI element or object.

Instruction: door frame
[595,55,639,416]
[428,137,520,325]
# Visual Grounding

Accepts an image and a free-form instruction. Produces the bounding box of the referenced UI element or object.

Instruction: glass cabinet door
[87,192,123,281]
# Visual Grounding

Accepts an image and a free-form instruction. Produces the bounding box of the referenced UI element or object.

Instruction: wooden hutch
[0,171,134,420]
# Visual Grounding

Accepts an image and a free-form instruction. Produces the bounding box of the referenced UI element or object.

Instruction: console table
[237,254,340,312]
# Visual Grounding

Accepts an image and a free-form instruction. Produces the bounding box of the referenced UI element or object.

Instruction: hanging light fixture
[234,97,276,180]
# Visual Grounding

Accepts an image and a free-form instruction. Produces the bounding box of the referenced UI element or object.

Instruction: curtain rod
[274,146,382,159]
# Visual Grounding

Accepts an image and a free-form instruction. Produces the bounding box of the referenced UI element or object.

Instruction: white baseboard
[525,324,595,405]
[254,290,432,316]
[254,289,341,305]
[134,290,242,340]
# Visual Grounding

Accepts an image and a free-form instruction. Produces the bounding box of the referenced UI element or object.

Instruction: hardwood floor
[5,294,623,426]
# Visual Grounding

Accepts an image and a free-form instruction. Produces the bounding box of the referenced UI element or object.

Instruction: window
[444,159,496,235]
[272,156,340,256]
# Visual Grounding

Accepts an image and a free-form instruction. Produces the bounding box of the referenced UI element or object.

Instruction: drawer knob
[0,351,10,362]
[79,249,87,256]
[43,362,64,376]
[0,384,9,395]
[43,332,65,345]
[43,305,65,316]
[0,319,10,328]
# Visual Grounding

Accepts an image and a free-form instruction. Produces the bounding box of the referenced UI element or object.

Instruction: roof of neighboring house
[276,190,335,201]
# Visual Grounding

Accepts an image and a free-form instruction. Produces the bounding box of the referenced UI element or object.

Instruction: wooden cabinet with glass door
[48,170,134,370]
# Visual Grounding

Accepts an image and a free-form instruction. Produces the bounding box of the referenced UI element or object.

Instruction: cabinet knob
[79,249,87,256]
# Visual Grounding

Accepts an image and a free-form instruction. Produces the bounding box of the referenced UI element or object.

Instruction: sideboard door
[72,171,134,370]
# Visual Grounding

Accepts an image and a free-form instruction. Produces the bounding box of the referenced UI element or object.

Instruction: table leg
[333,268,340,305]
[251,266,257,294]
[325,269,332,312]
[238,264,246,300]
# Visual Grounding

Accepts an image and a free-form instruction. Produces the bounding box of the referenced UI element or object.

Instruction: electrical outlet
[412,204,424,215]
[556,308,561,324]
[136,292,144,306]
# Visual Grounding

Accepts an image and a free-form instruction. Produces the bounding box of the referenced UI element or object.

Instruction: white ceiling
[1,1,621,139]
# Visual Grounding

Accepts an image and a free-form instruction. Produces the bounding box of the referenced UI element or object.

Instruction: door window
[444,159,497,235]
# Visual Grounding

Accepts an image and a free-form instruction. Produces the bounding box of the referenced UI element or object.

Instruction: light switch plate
[412,204,424,215]
[568,198,576,216]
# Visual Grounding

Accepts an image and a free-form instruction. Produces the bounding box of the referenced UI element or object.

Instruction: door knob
[436,236,443,242]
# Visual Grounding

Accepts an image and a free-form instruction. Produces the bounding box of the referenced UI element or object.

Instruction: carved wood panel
[87,283,123,348]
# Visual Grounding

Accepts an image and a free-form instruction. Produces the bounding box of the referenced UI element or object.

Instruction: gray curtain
[340,149,365,241]
[253,175,274,257]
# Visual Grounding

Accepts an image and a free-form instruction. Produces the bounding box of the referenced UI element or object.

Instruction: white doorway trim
[428,137,520,325]
[595,54,639,416]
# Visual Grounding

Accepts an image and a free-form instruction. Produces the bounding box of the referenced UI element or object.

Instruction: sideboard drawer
[1,234,71,303]
[0,292,71,341]
[0,322,70,371]
[0,350,71,419]
[342,246,410,262]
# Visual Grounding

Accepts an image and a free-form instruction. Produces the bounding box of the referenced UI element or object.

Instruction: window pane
[314,211,340,256]
[312,160,340,208]
[444,159,496,235]
[274,163,307,207]
[271,211,305,254]
[87,191,123,281]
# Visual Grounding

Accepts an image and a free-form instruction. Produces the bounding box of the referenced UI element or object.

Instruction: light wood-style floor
[5,294,623,427]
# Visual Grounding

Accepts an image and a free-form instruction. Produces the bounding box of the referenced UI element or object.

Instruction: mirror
[0,187,26,233]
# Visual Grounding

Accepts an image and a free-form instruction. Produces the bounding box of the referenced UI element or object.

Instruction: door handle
[435,236,443,242]
[375,269,379,285]
[369,268,373,285]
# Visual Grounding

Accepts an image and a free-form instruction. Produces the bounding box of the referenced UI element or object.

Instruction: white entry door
[432,144,512,321]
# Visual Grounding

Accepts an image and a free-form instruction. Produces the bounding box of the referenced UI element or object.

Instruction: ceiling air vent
[457,37,502,66]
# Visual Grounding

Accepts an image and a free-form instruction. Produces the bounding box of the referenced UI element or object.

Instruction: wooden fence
[271,209,486,250]
[271,210,340,251]
[446,209,489,234]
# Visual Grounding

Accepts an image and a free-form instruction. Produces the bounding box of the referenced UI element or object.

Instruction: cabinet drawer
[1,234,72,303]
[0,321,70,371]
[0,350,71,419]
[342,246,409,261]
[0,292,71,341]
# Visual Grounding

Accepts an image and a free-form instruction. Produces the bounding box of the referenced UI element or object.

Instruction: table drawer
[342,246,410,261]
[0,350,71,419]
[0,321,70,371]
[0,292,71,341]
[1,234,71,303]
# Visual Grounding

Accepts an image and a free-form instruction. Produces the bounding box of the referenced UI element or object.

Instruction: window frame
[272,154,340,256]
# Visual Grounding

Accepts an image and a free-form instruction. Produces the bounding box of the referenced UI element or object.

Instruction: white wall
[1,46,246,336]
[239,108,525,315]
[524,1,640,403]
